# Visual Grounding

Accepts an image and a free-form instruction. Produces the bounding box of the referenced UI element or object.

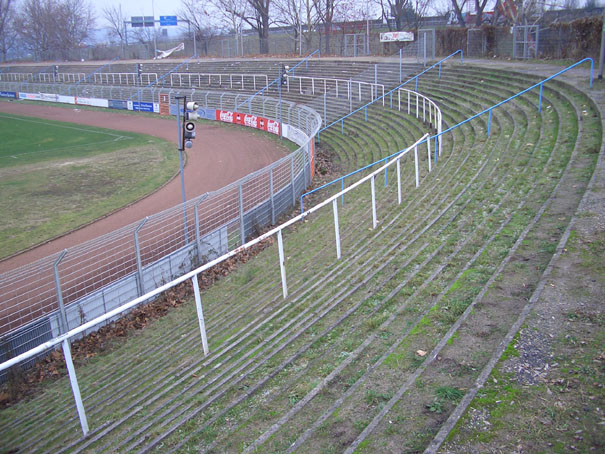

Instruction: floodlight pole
[175,96,189,243]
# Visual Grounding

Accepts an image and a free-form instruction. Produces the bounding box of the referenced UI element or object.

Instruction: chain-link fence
[0,81,321,375]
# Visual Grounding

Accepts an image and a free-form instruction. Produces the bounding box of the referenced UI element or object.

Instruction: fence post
[374,64,378,85]
[53,250,69,334]
[63,339,89,436]
[290,155,296,206]
[192,274,209,356]
[238,182,246,245]
[194,200,203,264]
[397,157,402,204]
[277,230,288,298]
[438,112,442,156]
[488,109,492,136]
[371,175,377,229]
[414,146,419,187]
[332,199,341,259]
[270,167,275,225]
[134,217,148,297]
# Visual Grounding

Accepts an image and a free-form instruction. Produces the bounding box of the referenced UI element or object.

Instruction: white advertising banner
[380,31,414,42]
[75,97,109,108]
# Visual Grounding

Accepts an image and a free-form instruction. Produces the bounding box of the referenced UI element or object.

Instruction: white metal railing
[0,131,429,437]
[36,73,86,83]
[0,72,32,82]
[169,72,269,90]
[92,72,158,85]
[396,87,443,157]
[286,75,385,104]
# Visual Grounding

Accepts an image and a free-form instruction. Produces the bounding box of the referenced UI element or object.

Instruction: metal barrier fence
[0,84,321,375]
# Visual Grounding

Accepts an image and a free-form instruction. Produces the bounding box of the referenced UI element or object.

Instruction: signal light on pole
[184,121,195,148]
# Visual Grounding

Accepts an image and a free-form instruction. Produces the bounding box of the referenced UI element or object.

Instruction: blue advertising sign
[109,99,128,110]
[0,91,17,98]
[132,101,154,112]
[160,15,178,26]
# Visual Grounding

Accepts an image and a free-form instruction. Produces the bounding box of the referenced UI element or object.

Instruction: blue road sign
[160,16,178,26]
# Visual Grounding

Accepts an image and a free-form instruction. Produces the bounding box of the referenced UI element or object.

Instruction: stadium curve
[0,102,289,273]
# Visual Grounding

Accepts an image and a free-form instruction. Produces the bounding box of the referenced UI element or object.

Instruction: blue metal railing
[317,50,463,141]
[303,57,594,212]
[70,57,120,93]
[234,49,321,110]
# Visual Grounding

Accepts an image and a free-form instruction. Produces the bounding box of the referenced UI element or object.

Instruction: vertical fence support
[277,230,288,298]
[374,64,378,85]
[427,136,432,172]
[371,176,377,229]
[397,157,402,204]
[434,137,438,166]
[332,199,341,259]
[238,183,245,245]
[414,146,419,188]
[134,217,148,297]
[194,202,202,264]
[53,250,69,334]
[349,78,352,112]
[538,83,543,112]
[269,167,275,225]
[416,93,419,119]
[290,156,296,206]
[63,339,89,436]
[192,274,209,356]
[488,109,492,136]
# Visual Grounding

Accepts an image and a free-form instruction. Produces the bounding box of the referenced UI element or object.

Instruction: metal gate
[513,25,539,59]
[418,28,436,64]
[467,28,487,57]
[344,33,368,57]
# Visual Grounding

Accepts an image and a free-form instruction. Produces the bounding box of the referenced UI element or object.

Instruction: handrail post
[488,109,492,136]
[397,157,402,204]
[332,200,341,259]
[371,176,377,229]
[427,136,432,172]
[277,230,288,298]
[414,146,419,187]
[63,339,89,436]
[538,83,543,112]
[192,274,209,355]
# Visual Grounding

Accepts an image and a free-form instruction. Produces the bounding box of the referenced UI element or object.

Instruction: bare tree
[102,4,126,46]
[179,0,220,55]
[244,0,272,54]
[15,0,95,60]
[449,0,469,26]
[313,0,337,54]
[0,0,16,61]
[274,0,318,53]
[209,0,247,55]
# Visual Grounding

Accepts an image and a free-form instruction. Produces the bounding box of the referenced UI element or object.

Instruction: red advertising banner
[216,110,280,136]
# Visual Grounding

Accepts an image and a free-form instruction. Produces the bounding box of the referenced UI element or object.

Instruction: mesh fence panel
[0,82,320,366]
